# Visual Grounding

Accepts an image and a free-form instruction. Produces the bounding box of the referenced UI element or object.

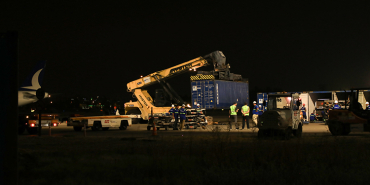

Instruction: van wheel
[293,124,302,138]
[102,127,109,131]
[119,126,127,130]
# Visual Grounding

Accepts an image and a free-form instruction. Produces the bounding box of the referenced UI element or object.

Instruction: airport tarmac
[19,120,334,138]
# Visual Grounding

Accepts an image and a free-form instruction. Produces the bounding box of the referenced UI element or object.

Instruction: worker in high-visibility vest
[241,102,250,130]
[333,100,341,110]
[179,104,187,131]
[301,104,307,121]
[229,102,239,130]
[252,101,259,127]
[366,102,370,110]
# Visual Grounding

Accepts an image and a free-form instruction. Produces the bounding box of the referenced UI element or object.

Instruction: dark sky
[3,1,370,102]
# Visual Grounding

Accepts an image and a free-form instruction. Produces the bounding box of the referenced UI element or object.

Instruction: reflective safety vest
[253,105,259,114]
[241,105,249,116]
[230,105,237,115]
[333,104,341,110]
[301,107,306,115]
[367,105,370,110]
[174,108,179,115]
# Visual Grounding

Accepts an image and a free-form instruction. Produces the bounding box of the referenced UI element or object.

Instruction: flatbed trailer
[68,115,138,131]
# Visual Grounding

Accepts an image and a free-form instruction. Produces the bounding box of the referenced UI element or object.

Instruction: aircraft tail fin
[19,60,46,91]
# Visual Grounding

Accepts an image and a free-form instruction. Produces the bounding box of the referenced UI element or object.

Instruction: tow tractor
[257,93,303,139]
[18,113,60,134]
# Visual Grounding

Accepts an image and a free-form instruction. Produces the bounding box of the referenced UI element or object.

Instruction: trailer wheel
[73,126,82,131]
[194,124,197,129]
[102,127,109,131]
[27,127,38,135]
[147,126,151,131]
[293,124,302,138]
[119,126,127,130]
[91,121,102,131]
[164,126,168,131]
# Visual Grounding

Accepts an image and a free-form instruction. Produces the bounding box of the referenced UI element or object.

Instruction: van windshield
[267,96,292,110]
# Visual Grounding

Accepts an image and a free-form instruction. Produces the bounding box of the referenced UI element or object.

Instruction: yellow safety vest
[242,105,249,116]
[230,105,237,115]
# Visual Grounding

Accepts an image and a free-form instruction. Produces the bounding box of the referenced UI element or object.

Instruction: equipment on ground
[124,51,228,130]
[327,88,370,136]
[257,93,303,139]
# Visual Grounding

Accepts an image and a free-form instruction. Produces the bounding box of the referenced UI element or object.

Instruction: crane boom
[127,51,226,92]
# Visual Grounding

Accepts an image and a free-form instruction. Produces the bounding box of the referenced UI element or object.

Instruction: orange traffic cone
[152,121,157,136]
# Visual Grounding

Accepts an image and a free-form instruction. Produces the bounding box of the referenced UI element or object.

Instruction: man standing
[252,101,259,127]
[179,104,187,131]
[301,104,307,121]
[333,101,341,110]
[310,112,316,123]
[113,106,120,115]
[229,102,239,130]
[170,105,179,130]
[241,102,250,130]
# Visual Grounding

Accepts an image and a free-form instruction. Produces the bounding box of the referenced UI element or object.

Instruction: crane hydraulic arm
[127,51,226,92]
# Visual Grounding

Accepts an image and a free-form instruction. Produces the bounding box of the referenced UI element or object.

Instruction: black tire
[328,122,343,136]
[73,126,83,131]
[27,127,38,135]
[293,124,302,138]
[119,126,127,130]
[147,126,151,131]
[91,121,102,131]
[157,127,160,131]
[102,127,109,131]
[258,129,264,138]
[18,124,26,135]
[165,126,168,131]
[342,123,351,135]
[126,109,141,124]
[283,128,292,140]
[194,125,197,129]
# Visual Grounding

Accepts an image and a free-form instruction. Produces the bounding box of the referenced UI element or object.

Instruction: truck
[327,88,370,136]
[68,115,135,131]
[257,93,303,139]
[124,50,239,130]
[18,113,60,134]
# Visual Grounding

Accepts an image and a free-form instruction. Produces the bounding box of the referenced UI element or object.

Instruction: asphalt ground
[18,119,334,138]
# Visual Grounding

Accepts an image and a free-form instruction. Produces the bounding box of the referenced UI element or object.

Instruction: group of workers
[168,104,187,131]
[229,101,264,130]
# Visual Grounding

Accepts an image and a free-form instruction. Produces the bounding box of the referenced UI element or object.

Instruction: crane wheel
[328,121,343,136]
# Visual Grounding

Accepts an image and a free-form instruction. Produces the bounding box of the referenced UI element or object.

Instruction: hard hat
[172,104,174,107]
[197,104,200,106]
[366,102,369,104]
[182,104,185,107]
[253,101,256,104]
[334,100,338,103]
[114,106,117,109]
[303,104,305,106]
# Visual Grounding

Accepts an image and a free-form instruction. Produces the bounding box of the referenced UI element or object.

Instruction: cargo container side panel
[216,81,249,109]
[191,80,215,109]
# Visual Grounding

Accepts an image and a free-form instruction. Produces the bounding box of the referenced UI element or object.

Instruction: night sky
[3,1,370,102]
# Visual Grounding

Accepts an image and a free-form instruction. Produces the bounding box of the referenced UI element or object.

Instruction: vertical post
[84,122,86,137]
[152,107,157,136]
[0,31,18,185]
[38,102,42,136]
